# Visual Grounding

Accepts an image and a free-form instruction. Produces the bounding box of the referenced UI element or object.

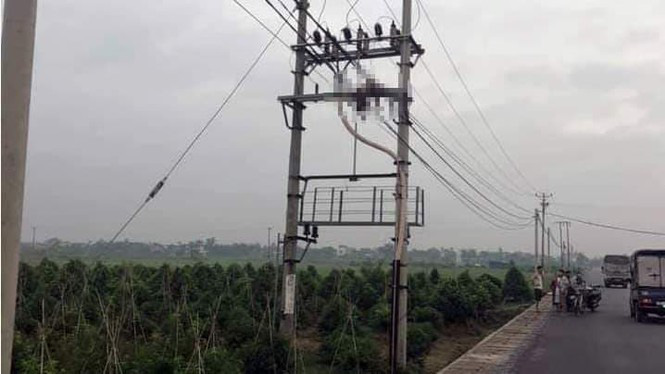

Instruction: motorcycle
[581,285,602,312]
[566,286,583,315]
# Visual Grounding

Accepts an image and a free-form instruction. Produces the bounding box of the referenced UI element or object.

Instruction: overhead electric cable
[410,120,531,221]
[420,60,530,195]
[419,0,536,191]
[381,0,532,195]
[411,114,532,215]
[381,121,531,230]
[547,212,665,237]
[109,20,287,243]
[234,0,331,84]
[412,87,528,198]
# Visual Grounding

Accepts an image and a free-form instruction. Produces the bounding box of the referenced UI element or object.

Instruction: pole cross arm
[278,88,411,104]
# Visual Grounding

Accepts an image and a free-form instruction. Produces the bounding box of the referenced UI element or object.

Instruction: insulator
[303,224,311,237]
[356,26,364,51]
[374,22,383,37]
[312,226,319,239]
[390,21,399,48]
[313,30,322,45]
[331,36,339,57]
[324,30,332,54]
[342,27,352,42]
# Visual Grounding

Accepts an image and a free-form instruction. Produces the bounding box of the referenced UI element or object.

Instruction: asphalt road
[513,268,665,374]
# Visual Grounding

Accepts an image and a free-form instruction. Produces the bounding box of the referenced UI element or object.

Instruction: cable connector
[146,177,167,203]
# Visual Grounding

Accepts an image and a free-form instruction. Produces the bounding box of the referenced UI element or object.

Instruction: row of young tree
[12,259,533,373]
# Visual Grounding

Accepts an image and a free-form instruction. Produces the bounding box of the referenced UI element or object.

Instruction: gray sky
[21,0,665,256]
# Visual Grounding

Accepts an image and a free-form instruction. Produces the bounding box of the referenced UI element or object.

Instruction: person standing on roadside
[551,269,563,309]
[560,270,571,311]
[532,265,545,311]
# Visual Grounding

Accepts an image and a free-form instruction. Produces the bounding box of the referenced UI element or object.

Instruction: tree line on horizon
[20,239,584,269]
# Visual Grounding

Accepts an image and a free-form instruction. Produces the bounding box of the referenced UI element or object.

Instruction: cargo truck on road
[629,249,665,323]
[602,255,631,288]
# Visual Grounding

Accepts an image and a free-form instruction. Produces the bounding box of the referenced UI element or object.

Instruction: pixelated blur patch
[334,67,399,123]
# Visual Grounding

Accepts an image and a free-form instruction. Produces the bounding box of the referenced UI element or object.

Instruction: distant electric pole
[566,223,571,269]
[32,226,37,250]
[2,0,38,372]
[535,192,551,268]
[547,227,551,269]
[267,227,272,262]
[556,220,571,270]
[534,209,539,265]
[557,221,565,268]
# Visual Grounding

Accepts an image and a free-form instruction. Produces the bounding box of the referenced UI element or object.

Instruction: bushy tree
[503,266,533,303]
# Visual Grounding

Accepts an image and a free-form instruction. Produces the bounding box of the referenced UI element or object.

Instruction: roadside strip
[437,300,551,373]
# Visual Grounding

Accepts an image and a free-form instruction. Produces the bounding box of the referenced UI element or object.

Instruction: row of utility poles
[533,192,573,270]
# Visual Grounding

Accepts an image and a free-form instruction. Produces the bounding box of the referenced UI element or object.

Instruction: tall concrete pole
[2,0,38,372]
[547,227,551,269]
[394,0,413,369]
[565,223,571,269]
[280,0,309,342]
[536,193,550,268]
[558,222,564,268]
[267,226,272,262]
[534,209,539,266]
[540,200,546,267]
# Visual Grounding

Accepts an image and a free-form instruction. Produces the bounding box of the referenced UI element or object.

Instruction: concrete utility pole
[566,223,571,269]
[536,193,551,268]
[558,222,564,267]
[32,226,37,250]
[280,0,309,339]
[534,209,539,265]
[267,227,272,262]
[393,0,413,369]
[2,0,38,372]
[547,227,551,269]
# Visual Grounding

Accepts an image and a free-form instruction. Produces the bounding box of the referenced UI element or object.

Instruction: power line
[413,119,532,217]
[548,212,665,237]
[109,20,287,243]
[234,0,330,85]
[411,107,531,213]
[418,0,536,191]
[419,60,531,196]
[380,0,530,197]
[410,117,531,222]
[381,121,531,230]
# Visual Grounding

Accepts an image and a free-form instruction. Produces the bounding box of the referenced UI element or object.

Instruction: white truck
[602,254,631,288]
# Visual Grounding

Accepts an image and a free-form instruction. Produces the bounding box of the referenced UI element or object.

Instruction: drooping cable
[419,0,536,191]
[411,114,532,215]
[234,0,331,85]
[410,119,532,222]
[381,121,531,230]
[109,20,287,243]
[420,60,531,196]
[412,86,526,198]
[381,0,532,196]
[547,212,665,237]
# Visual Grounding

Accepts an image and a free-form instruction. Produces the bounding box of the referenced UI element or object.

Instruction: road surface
[513,268,665,374]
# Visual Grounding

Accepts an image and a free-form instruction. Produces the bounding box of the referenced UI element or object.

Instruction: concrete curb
[437,301,551,374]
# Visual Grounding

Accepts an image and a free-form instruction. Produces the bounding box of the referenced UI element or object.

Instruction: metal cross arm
[278,88,411,104]
[298,35,425,66]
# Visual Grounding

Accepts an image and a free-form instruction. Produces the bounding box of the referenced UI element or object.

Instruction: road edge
[437,301,551,373]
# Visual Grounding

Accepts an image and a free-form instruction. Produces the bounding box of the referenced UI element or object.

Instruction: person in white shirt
[532,265,545,311]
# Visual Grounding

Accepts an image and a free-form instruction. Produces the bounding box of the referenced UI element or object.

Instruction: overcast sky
[21,0,665,256]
